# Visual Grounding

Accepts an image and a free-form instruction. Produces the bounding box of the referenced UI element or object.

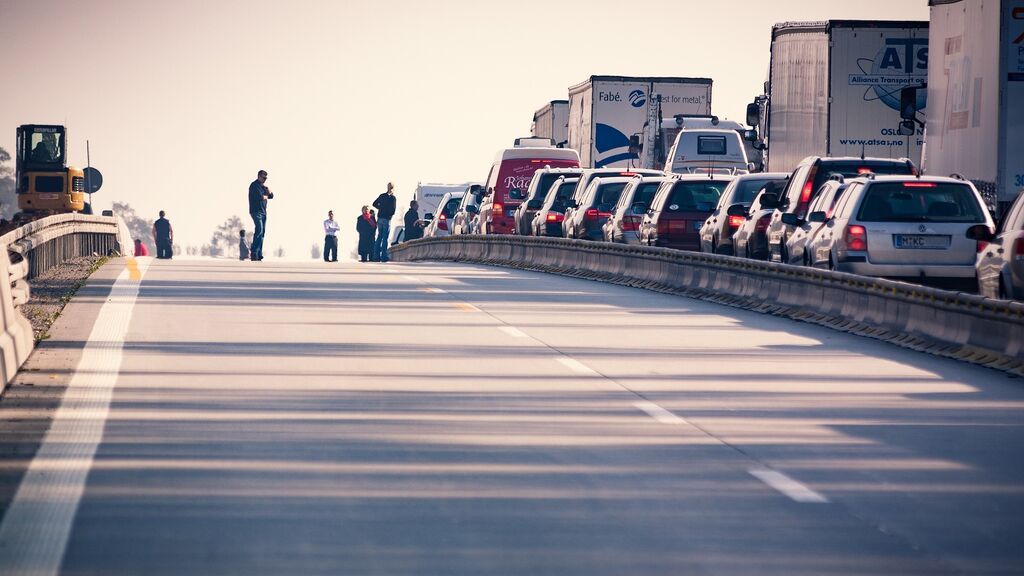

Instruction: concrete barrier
[391,235,1024,375]
[0,214,129,391]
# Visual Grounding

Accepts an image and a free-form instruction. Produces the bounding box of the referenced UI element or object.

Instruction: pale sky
[0,0,929,257]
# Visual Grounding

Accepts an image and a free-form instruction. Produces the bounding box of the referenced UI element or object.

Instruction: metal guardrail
[0,213,130,390]
[391,235,1024,376]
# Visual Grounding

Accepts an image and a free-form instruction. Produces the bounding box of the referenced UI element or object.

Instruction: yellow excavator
[13,124,86,220]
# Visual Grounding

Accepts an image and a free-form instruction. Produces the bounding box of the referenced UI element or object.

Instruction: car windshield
[731,177,787,205]
[545,179,579,208]
[442,198,462,217]
[530,173,575,207]
[628,182,662,210]
[595,182,628,207]
[666,181,727,212]
[857,183,985,223]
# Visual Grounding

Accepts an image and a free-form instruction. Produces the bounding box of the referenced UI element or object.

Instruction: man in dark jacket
[403,200,424,242]
[372,182,397,262]
[152,210,173,259]
[248,170,273,261]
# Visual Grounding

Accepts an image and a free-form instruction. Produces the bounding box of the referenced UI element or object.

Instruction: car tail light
[438,213,448,231]
[903,182,937,188]
[845,224,867,251]
[619,216,639,231]
[755,215,771,233]
[857,167,873,175]
[727,215,744,229]
[546,213,563,223]
[797,165,818,217]
[584,208,599,221]
[492,203,503,216]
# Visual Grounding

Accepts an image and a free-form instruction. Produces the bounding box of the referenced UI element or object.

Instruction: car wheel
[828,251,836,271]
[779,243,788,264]
[999,278,1011,300]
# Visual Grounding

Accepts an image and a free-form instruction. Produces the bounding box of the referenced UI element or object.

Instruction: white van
[665,128,751,176]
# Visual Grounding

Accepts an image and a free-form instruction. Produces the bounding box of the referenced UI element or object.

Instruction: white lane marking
[634,401,687,425]
[0,258,151,575]
[498,326,528,338]
[749,469,829,503]
[421,287,446,294]
[401,275,419,283]
[556,357,598,375]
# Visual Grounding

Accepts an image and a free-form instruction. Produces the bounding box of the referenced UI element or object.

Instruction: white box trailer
[567,76,712,168]
[414,182,476,221]
[759,20,929,172]
[531,100,569,147]
[923,0,1024,215]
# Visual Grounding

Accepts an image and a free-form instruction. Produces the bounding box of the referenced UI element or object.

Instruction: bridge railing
[0,213,131,390]
[391,235,1024,375]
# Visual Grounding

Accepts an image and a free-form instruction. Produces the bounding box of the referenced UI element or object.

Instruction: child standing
[239,229,250,261]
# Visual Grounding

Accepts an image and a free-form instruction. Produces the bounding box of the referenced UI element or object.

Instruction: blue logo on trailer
[850,37,929,111]
[628,90,646,108]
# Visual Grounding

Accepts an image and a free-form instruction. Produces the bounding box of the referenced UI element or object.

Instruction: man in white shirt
[323,210,340,262]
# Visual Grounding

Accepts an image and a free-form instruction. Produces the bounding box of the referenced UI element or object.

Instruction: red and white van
[478,139,580,235]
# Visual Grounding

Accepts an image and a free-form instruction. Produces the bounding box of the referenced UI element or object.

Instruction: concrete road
[1,257,1022,575]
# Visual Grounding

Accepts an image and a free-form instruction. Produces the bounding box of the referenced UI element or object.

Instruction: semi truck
[531,100,569,148]
[567,75,712,169]
[919,0,1024,215]
[747,20,930,172]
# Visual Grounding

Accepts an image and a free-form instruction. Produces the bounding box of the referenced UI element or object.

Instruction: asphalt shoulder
[0,257,126,518]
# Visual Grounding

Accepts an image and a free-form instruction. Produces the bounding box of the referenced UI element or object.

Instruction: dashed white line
[634,401,687,425]
[421,287,446,294]
[556,357,598,375]
[749,469,829,503]
[498,326,528,338]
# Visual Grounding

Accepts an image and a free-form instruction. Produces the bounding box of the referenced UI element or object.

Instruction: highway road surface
[1,257,1022,575]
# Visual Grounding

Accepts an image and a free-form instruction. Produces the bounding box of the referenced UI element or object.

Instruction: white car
[802,175,995,288]
[422,191,465,238]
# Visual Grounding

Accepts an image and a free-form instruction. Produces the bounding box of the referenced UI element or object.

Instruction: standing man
[153,210,173,259]
[404,200,424,242]
[372,182,397,262]
[323,210,340,262]
[248,169,274,261]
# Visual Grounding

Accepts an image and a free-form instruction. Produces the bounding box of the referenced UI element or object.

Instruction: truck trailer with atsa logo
[567,75,712,169]
[919,0,1024,216]
[746,20,929,173]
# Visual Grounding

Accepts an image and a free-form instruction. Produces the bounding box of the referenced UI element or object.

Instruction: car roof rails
[828,173,845,183]
[950,173,966,181]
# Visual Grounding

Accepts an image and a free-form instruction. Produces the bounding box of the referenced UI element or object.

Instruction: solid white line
[0,258,150,575]
[634,401,687,425]
[422,287,446,294]
[749,469,829,503]
[498,326,528,338]
[556,357,597,375]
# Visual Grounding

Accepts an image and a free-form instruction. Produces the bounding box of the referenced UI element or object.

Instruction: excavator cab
[15,124,85,213]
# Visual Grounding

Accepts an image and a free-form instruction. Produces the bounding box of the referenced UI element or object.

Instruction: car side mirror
[965,224,995,242]
[808,211,827,223]
[630,203,646,215]
[726,204,747,217]
[746,102,761,127]
[742,129,758,142]
[781,212,802,226]
[597,203,613,213]
[423,212,434,221]
[466,205,479,214]
[509,188,524,200]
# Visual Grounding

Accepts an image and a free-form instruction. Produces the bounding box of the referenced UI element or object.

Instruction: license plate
[894,234,950,249]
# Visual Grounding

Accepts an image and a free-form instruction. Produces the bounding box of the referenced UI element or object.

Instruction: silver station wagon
[805,175,995,288]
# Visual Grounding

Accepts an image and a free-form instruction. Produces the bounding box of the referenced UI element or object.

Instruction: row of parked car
[414,140,1021,301]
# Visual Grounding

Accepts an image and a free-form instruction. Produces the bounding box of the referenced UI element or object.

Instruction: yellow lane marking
[126,257,141,281]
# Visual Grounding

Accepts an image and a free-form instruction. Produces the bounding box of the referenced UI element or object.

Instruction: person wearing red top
[133,238,150,257]
[356,205,377,262]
